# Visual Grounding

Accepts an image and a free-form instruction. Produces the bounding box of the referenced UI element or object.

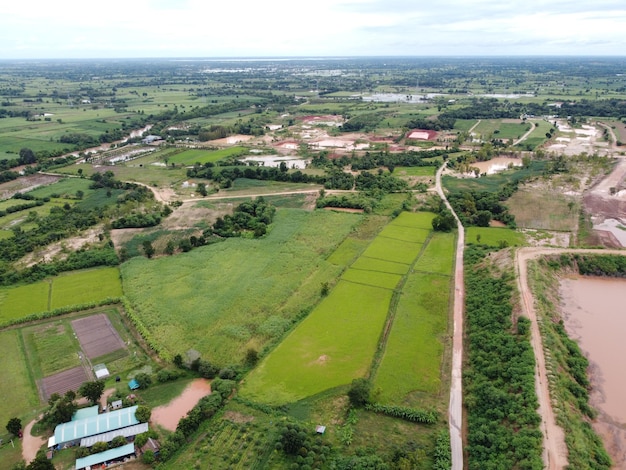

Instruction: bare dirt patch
[0,173,61,200]
[41,366,90,401]
[22,414,46,464]
[223,411,255,424]
[72,314,126,359]
[18,227,102,268]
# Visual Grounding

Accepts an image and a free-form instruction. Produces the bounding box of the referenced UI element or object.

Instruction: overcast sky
[1,0,626,59]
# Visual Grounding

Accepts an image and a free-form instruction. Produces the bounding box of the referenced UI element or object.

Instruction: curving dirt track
[516,247,626,469]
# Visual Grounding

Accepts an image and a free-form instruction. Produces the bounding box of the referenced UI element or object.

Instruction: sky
[1,0,626,59]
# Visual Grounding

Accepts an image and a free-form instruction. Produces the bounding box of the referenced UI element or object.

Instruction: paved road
[436,164,464,470]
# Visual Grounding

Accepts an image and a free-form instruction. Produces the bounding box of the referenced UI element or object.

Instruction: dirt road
[22,415,46,463]
[516,247,626,469]
[436,164,464,470]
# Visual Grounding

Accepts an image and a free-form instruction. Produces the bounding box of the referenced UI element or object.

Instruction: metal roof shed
[80,422,148,447]
[54,406,139,447]
[75,443,135,470]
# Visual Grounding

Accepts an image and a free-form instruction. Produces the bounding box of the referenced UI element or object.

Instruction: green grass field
[413,231,456,275]
[506,188,579,231]
[0,267,122,324]
[465,226,527,247]
[374,273,451,405]
[240,211,444,404]
[122,209,361,364]
[0,330,39,431]
[395,166,436,177]
[168,147,247,165]
[25,177,93,199]
[50,267,122,309]
[0,281,50,324]
[241,280,393,404]
[22,321,81,376]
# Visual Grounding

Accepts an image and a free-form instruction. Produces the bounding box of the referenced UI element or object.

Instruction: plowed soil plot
[71,314,125,359]
[41,366,88,400]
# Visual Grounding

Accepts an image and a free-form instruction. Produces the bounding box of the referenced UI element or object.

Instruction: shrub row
[0,297,121,328]
[365,403,438,424]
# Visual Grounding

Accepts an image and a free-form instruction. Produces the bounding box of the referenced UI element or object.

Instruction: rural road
[22,415,46,463]
[436,163,464,470]
[513,120,538,146]
[516,247,626,469]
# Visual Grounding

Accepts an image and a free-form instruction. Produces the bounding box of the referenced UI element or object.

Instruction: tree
[6,417,21,436]
[135,405,151,423]
[320,282,329,297]
[432,209,456,232]
[135,373,152,389]
[142,240,155,258]
[18,148,36,165]
[78,380,105,405]
[110,435,127,448]
[26,451,54,470]
[348,378,372,408]
[197,182,208,197]
[90,441,108,454]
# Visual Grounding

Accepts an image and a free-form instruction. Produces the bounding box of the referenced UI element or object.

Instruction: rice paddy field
[121,209,362,364]
[241,211,453,405]
[0,267,122,325]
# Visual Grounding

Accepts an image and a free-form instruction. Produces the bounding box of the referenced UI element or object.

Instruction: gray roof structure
[75,443,135,470]
[54,406,139,446]
[80,422,148,447]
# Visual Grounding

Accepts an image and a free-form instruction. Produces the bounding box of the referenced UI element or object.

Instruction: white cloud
[0,0,625,57]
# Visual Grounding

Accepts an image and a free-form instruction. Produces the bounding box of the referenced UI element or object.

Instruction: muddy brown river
[560,276,626,468]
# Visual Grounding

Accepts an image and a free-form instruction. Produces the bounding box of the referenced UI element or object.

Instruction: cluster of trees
[276,420,331,468]
[207,197,276,238]
[316,194,374,212]
[310,148,449,171]
[188,164,326,187]
[111,212,162,229]
[406,115,456,131]
[157,379,233,461]
[354,171,408,192]
[447,182,518,228]
[464,245,543,469]
[340,112,384,132]
[59,129,124,147]
[365,403,438,424]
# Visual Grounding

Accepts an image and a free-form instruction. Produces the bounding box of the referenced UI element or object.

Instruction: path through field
[22,415,45,464]
[436,164,464,470]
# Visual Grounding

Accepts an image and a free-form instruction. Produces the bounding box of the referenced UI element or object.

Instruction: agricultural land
[0,57,625,470]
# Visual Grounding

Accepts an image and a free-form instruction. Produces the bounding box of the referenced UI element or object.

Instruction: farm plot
[465,226,526,247]
[241,212,437,404]
[22,322,81,377]
[40,366,90,401]
[0,330,39,428]
[50,267,122,309]
[0,281,49,325]
[71,313,126,359]
[122,209,361,364]
[168,147,247,165]
[241,281,393,404]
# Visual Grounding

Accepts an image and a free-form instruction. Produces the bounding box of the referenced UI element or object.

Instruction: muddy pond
[151,379,212,431]
[560,276,626,468]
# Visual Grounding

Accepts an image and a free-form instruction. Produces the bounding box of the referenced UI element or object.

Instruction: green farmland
[0,267,122,325]
[121,209,362,364]
[465,226,527,247]
[240,211,452,405]
[168,146,247,165]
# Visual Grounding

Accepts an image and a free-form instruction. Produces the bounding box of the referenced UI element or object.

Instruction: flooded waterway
[151,379,212,431]
[560,276,626,468]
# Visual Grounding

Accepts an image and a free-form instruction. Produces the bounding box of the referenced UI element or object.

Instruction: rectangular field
[168,147,247,165]
[72,313,126,359]
[342,268,402,290]
[0,330,39,428]
[23,322,81,376]
[350,257,410,275]
[361,237,422,264]
[465,226,527,247]
[374,272,452,404]
[40,366,90,401]
[50,267,122,309]
[377,224,430,243]
[241,281,394,404]
[413,231,456,275]
[0,281,50,324]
